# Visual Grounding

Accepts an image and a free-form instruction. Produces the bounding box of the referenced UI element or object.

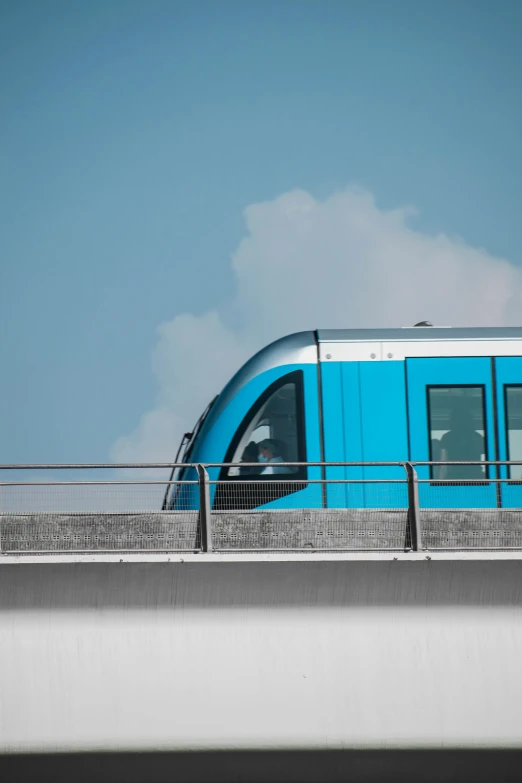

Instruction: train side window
[505,386,522,479]
[427,386,488,480]
[225,372,306,479]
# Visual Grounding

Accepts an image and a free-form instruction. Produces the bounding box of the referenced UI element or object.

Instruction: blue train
[168,326,522,510]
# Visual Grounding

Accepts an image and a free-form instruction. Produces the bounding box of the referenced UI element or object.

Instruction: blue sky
[1,0,522,464]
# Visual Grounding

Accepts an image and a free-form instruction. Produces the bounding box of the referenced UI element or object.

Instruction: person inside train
[257,439,294,475]
[439,407,485,480]
[239,441,261,475]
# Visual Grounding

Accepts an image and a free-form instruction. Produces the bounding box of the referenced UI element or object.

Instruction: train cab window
[226,374,304,478]
[427,386,488,480]
[505,386,522,479]
[214,372,306,510]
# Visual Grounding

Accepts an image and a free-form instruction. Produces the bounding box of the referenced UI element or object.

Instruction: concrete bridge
[1,462,522,782]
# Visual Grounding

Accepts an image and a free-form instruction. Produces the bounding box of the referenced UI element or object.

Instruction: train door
[406,357,497,509]
[356,362,409,508]
[321,361,409,508]
[494,357,522,508]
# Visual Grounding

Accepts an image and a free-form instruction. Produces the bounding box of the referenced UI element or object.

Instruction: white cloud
[112,311,249,462]
[111,187,522,462]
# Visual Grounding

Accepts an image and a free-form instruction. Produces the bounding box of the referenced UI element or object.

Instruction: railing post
[196,464,212,553]
[405,462,423,552]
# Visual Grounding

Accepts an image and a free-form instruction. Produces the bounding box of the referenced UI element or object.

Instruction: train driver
[257,439,293,475]
[239,441,261,475]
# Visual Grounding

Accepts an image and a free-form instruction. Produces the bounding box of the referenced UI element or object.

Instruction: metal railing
[1,461,522,554]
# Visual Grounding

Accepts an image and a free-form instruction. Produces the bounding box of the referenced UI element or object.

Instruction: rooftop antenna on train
[413,320,433,327]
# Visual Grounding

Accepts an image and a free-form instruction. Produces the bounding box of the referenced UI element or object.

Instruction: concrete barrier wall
[1,556,522,780]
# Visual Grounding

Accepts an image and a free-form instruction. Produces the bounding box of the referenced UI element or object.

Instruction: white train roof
[318,326,522,342]
[317,326,522,362]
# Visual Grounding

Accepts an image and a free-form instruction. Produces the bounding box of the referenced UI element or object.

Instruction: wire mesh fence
[0,466,180,513]
[210,477,410,551]
[0,465,201,554]
[1,511,200,554]
[417,476,522,550]
[1,461,522,554]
